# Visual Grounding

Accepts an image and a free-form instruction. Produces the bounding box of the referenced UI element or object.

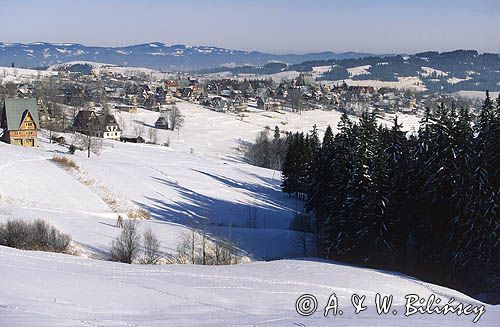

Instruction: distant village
[0,65,481,148]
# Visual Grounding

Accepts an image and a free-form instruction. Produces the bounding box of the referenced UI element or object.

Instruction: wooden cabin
[0,98,39,147]
[154,116,169,130]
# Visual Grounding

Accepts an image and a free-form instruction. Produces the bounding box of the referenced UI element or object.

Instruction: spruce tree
[447,93,500,290]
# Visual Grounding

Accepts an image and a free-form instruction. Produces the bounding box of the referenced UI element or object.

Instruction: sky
[1,0,499,54]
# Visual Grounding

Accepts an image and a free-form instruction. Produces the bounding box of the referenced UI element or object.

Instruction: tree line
[280,92,499,299]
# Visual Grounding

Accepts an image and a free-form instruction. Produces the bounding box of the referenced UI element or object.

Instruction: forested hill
[203,50,500,93]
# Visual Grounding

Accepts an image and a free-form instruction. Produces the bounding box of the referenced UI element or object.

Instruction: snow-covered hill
[1,246,498,326]
[0,101,423,260]
[2,101,494,325]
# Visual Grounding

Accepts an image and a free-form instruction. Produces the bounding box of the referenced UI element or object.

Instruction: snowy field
[452,90,500,99]
[323,76,427,92]
[0,67,58,83]
[1,101,493,326]
[1,246,498,326]
[0,101,421,260]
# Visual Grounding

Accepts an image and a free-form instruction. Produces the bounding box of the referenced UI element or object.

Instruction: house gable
[3,98,39,132]
[19,111,37,131]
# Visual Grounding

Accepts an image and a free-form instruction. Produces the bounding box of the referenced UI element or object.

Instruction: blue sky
[1,0,499,54]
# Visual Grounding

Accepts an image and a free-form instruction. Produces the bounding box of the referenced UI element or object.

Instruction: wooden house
[115,104,138,113]
[98,114,122,140]
[73,110,122,140]
[154,116,169,130]
[0,98,39,147]
[144,95,160,111]
[73,110,101,137]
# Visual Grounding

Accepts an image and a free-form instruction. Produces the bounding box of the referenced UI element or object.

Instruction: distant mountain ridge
[0,42,375,71]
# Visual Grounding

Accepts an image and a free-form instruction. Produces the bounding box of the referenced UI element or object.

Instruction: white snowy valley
[0,101,498,326]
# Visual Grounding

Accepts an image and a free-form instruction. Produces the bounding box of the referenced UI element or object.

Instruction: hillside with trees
[279,92,500,302]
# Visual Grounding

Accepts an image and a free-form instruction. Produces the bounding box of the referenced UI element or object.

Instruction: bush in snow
[0,219,71,253]
[127,208,151,220]
[52,155,79,170]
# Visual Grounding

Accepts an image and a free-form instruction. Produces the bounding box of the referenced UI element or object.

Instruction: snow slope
[348,65,371,77]
[0,101,422,260]
[0,66,57,83]
[0,246,498,326]
[0,101,497,326]
[323,76,427,91]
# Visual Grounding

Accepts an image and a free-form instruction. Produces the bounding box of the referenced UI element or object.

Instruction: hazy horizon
[1,0,499,54]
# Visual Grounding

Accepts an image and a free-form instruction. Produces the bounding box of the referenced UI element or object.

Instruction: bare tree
[175,224,241,265]
[74,132,103,158]
[169,106,184,138]
[43,119,60,144]
[288,89,304,114]
[116,215,124,228]
[176,225,199,264]
[148,127,158,144]
[289,213,314,257]
[111,220,141,264]
[134,123,145,138]
[141,228,161,264]
[117,114,127,132]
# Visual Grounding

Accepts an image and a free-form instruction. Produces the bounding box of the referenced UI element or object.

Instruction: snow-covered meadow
[1,246,498,326]
[1,101,496,326]
[0,101,421,260]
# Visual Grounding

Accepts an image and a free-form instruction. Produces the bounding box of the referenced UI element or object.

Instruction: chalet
[98,114,122,140]
[144,96,160,111]
[233,95,247,112]
[257,96,280,110]
[164,89,176,104]
[165,80,179,94]
[73,110,101,137]
[73,110,122,140]
[154,116,169,129]
[179,87,193,99]
[256,96,267,109]
[0,98,39,147]
[214,97,231,112]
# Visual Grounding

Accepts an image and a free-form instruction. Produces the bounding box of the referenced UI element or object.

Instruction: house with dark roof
[154,116,169,130]
[0,98,39,147]
[73,110,122,140]
[73,110,101,137]
[98,114,122,140]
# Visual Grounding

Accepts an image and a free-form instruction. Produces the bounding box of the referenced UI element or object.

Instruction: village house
[73,110,101,136]
[73,110,122,140]
[0,98,39,147]
[98,114,122,140]
[115,103,138,113]
[154,116,169,129]
[143,95,160,111]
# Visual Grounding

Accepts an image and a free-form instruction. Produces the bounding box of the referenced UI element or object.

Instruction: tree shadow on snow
[135,170,302,230]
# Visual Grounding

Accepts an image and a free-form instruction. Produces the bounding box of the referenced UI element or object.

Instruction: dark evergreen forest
[277,92,499,302]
